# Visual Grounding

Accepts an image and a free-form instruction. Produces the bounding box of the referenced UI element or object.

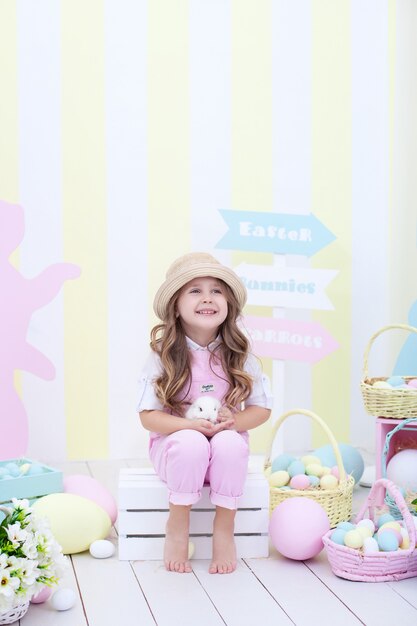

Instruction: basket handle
[362,323,417,380]
[355,478,416,551]
[381,417,417,478]
[264,408,347,482]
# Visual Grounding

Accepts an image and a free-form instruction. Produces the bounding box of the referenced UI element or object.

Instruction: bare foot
[164,504,192,573]
[209,507,237,574]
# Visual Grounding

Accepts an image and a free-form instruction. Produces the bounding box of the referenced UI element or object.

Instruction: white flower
[5,522,28,548]
[0,569,20,598]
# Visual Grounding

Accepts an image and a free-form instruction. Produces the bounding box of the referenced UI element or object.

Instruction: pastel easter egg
[337,521,356,531]
[269,470,290,488]
[64,474,118,524]
[377,513,395,528]
[356,525,373,539]
[305,463,324,477]
[5,463,20,477]
[407,378,417,389]
[330,465,340,479]
[320,474,339,490]
[287,460,306,478]
[289,474,310,490]
[344,530,364,549]
[0,468,8,478]
[377,530,399,552]
[379,521,402,534]
[19,462,31,475]
[372,380,392,389]
[89,539,115,559]
[357,519,375,534]
[271,454,296,473]
[308,475,320,487]
[30,586,53,604]
[386,376,405,387]
[320,466,331,476]
[378,526,402,544]
[400,528,410,549]
[27,463,44,476]
[300,455,321,467]
[51,588,76,611]
[330,528,347,545]
[33,493,111,554]
[363,537,380,554]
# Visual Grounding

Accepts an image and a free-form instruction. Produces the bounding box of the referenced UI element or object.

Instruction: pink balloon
[30,586,52,604]
[63,475,117,524]
[269,497,330,560]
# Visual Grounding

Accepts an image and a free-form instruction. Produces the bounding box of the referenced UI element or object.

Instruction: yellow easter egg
[356,525,373,539]
[320,466,331,476]
[269,470,290,488]
[319,474,339,490]
[33,493,111,554]
[188,542,195,559]
[19,463,31,475]
[372,380,392,389]
[300,455,321,467]
[379,521,402,534]
[264,467,272,477]
[344,530,364,549]
[400,529,410,550]
[306,463,325,477]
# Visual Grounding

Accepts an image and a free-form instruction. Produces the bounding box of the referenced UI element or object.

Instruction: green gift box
[0,458,63,507]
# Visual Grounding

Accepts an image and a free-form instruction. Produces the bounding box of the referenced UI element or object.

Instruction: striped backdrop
[1,0,416,461]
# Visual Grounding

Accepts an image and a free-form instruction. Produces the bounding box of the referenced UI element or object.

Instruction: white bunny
[185,396,221,423]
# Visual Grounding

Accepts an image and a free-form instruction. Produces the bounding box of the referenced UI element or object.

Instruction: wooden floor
[15,456,417,626]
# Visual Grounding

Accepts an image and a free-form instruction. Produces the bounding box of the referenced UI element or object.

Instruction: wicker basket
[264,409,354,527]
[323,478,417,582]
[381,417,417,519]
[360,324,417,419]
[0,602,29,625]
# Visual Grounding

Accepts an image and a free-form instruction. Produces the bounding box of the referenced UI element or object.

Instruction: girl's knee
[167,429,210,462]
[211,430,249,458]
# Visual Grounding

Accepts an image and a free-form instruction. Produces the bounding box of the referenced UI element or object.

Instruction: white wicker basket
[0,602,29,625]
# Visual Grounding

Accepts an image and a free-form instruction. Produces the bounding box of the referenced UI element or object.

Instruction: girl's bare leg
[164,503,192,573]
[209,506,237,574]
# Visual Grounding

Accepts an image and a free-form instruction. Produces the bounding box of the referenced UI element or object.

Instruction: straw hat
[153,252,247,321]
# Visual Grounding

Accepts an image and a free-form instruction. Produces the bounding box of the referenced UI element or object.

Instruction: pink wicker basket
[323,478,417,582]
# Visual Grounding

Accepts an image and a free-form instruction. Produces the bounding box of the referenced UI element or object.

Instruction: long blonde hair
[150,280,253,415]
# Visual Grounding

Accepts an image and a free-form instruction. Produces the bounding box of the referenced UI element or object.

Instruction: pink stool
[375,417,417,504]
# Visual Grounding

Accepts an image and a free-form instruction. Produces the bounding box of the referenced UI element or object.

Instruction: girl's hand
[214,406,236,432]
[188,418,217,437]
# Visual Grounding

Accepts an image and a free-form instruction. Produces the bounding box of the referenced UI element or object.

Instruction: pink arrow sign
[241,316,339,363]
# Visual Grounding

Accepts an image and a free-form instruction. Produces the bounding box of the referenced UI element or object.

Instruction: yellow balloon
[33,493,111,554]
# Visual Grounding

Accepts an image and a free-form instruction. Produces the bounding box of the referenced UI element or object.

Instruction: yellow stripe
[62,1,108,459]
[231,0,273,453]
[311,1,351,445]
[148,1,190,328]
[0,4,21,394]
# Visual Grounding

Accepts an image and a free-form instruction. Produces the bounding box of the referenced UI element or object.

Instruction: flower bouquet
[0,499,67,624]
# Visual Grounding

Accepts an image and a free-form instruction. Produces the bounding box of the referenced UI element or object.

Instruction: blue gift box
[0,458,63,507]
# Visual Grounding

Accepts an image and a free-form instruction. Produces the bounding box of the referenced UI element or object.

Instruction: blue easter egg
[308,475,320,487]
[5,463,20,477]
[314,443,365,484]
[377,513,395,528]
[27,464,44,476]
[0,468,8,478]
[287,460,305,478]
[271,454,296,473]
[337,521,356,531]
[377,530,399,551]
[330,528,347,545]
[386,376,404,387]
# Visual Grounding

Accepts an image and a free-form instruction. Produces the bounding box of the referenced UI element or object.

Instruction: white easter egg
[89,539,115,559]
[372,380,392,389]
[357,519,375,534]
[188,542,195,559]
[400,528,410,549]
[320,474,339,490]
[51,588,76,611]
[344,530,364,549]
[363,537,379,554]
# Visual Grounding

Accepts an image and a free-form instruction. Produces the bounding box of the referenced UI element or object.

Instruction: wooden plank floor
[14,456,417,626]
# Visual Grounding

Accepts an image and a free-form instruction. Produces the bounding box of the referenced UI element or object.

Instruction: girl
[137,252,272,574]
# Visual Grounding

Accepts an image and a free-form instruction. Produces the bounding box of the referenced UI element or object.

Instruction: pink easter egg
[330,465,340,479]
[289,474,310,490]
[30,586,53,604]
[63,475,117,524]
[269,497,330,560]
[407,378,417,389]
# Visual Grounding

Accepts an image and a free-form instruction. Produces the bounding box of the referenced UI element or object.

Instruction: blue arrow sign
[215,210,335,256]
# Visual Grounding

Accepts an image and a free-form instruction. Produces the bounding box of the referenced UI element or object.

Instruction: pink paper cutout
[0,199,81,459]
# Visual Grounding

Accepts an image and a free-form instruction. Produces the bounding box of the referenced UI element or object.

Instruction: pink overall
[149,349,249,510]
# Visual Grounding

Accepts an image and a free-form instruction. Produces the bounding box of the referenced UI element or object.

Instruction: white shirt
[136,336,273,412]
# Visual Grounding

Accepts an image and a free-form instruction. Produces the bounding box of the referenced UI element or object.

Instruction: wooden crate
[118,461,270,560]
